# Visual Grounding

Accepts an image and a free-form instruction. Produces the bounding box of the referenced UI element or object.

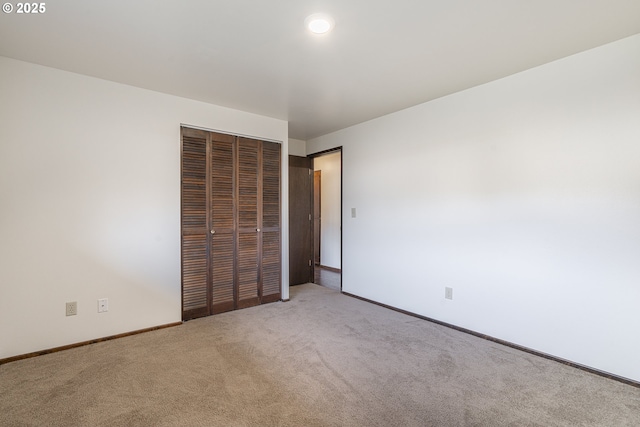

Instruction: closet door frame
[181,126,281,320]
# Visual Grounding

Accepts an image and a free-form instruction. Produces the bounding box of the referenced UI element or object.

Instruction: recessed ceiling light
[305,13,335,35]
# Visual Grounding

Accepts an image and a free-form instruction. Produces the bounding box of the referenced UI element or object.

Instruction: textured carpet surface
[1,284,639,426]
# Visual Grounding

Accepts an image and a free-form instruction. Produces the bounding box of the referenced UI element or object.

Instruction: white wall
[314,152,341,269]
[0,57,289,359]
[307,34,640,382]
[288,138,306,157]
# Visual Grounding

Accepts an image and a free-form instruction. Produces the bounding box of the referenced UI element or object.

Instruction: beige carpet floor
[1,283,639,426]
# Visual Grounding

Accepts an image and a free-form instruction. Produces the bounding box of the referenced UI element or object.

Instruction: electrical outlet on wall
[445,287,453,300]
[66,301,77,316]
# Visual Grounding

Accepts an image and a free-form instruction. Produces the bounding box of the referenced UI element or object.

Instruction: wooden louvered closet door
[237,138,260,309]
[181,129,209,319]
[210,132,236,314]
[261,141,282,303]
[181,127,281,320]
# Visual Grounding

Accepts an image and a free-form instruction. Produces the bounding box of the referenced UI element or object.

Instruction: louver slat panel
[262,231,281,303]
[238,138,258,230]
[211,137,234,230]
[211,233,235,313]
[262,142,281,229]
[182,235,207,312]
[182,136,207,230]
[238,233,259,307]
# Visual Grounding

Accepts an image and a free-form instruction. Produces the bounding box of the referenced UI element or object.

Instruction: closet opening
[180,126,282,321]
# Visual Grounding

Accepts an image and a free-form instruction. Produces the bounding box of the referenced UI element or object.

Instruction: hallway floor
[314,266,341,291]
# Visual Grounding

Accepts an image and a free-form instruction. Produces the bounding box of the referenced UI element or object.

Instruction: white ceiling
[1,1,639,140]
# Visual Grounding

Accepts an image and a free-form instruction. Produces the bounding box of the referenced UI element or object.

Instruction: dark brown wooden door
[288,156,313,285]
[181,128,281,320]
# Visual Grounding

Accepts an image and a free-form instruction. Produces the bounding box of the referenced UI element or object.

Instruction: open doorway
[312,150,342,291]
